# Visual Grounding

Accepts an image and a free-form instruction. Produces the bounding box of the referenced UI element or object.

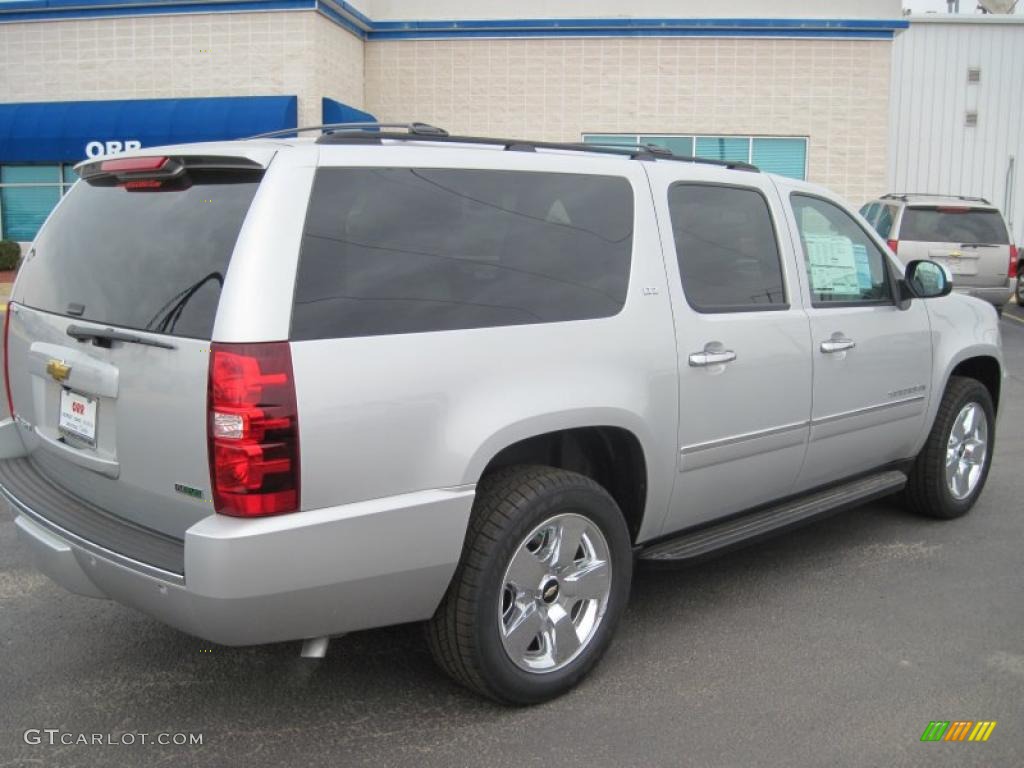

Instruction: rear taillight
[3,306,13,417]
[887,239,899,254]
[207,342,300,517]
[1009,244,1018,278]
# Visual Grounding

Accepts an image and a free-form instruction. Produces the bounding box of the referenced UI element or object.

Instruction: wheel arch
[949,355,1002,413]
[467,418,651,544]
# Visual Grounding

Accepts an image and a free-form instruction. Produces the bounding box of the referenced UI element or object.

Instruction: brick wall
[0,15,892,202]
[0,11,364,127]
[365,37,892,202]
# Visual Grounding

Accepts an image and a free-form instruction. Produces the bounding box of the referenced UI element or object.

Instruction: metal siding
[890,20,1024,243]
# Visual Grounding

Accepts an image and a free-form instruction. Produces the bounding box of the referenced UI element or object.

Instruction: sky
[905,0,1020,11]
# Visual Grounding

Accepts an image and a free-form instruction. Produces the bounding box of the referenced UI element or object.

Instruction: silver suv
[0,126,1005,704]
[860,193,1016,313]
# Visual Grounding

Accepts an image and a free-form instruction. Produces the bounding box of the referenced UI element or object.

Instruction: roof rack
[308,125,760,171]
[245,122,450,140]
[881,192,991,205]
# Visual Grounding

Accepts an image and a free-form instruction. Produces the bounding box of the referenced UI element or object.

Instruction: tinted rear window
[17,170,262,339]
[291,168,634,340]
[899,207,1009,245]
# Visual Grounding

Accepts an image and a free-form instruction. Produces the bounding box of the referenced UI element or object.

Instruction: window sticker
[804,234,861,297]
[851,244,874,290]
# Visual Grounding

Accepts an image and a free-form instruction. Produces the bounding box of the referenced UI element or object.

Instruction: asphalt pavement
[0,305,1022,768]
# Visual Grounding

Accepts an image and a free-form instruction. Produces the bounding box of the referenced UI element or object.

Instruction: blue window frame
[583,134,808,180]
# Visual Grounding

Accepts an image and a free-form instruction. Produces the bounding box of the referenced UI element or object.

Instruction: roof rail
[245,122,449,140]
[314,129,761,171]
[881,192,992,205]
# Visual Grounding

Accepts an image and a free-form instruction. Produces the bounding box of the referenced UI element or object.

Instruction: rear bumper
[953,282,1013,307]
[5,463,474,645]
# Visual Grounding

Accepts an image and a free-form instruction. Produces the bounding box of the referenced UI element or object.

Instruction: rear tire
[904,376,994,520]
[427,465,633,704]
[1015,274,1024,306]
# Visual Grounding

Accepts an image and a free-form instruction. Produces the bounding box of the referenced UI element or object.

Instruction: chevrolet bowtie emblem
[46,359,71,382]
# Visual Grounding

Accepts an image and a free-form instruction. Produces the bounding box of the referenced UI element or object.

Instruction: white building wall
[890,16,1024,243]
[365,37,893,202]
[0,11,365,127]
[361,0,902,22]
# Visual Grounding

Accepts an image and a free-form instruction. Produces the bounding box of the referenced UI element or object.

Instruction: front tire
[905,376,995,519]
[427,465,633,704]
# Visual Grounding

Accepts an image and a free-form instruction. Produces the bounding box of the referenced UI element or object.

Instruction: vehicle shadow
[112,496,922,709]
[0,491,989,767]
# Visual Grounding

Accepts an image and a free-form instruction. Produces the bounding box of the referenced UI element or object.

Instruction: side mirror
[903,259,953,300]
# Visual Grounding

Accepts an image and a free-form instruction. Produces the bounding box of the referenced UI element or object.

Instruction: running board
[639,470,907,563]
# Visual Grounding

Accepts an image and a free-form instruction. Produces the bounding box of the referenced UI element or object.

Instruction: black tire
[427,465,633,705]
[1015,274,1024,307]
[904,376,995,520]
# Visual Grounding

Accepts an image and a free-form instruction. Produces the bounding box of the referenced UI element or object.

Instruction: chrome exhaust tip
[300,636,330,659]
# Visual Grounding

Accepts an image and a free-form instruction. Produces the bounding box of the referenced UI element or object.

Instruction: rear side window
[874,204,897,239]
[17,170,262,339]
[291,168,634,340]
[899,207,1009,245]
[667,183,786,312]
[859,202,879,225]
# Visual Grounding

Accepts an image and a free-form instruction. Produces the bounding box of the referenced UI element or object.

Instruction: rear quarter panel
[283,147,679,543]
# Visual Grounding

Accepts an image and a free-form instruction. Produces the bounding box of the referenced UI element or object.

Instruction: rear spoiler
[78,155,265,186]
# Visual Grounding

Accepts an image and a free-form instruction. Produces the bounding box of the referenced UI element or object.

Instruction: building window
[0,164,78,242]
[582,134,808,180]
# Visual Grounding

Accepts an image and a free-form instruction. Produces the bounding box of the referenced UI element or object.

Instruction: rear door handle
[820,335,856,354]
[688,342,737,367]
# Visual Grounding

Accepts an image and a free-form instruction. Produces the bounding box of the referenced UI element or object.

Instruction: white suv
[860,193,1016,313]
[0,125,1005,704]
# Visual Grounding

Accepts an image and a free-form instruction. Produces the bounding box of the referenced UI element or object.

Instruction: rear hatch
[5,154,266,539]
[897,205,1011,287]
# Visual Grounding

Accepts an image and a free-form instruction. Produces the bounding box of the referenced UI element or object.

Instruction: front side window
[668,183,787,312]
[791,194,893,305]
[292,168,634,340]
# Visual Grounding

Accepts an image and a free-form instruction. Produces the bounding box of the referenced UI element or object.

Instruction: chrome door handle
[688,344,737,367]
[820,336,856,354]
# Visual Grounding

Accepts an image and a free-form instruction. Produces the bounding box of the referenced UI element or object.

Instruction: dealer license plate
[58,389,97,446]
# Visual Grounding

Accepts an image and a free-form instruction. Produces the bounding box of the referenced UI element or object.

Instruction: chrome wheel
[498,513,612,674]
[945,402,988,500]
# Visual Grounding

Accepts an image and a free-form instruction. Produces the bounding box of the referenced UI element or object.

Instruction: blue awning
[0,95,297,163]
[322,97,376,126]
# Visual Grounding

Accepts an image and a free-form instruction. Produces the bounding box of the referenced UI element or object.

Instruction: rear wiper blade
[66,325,176,350]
